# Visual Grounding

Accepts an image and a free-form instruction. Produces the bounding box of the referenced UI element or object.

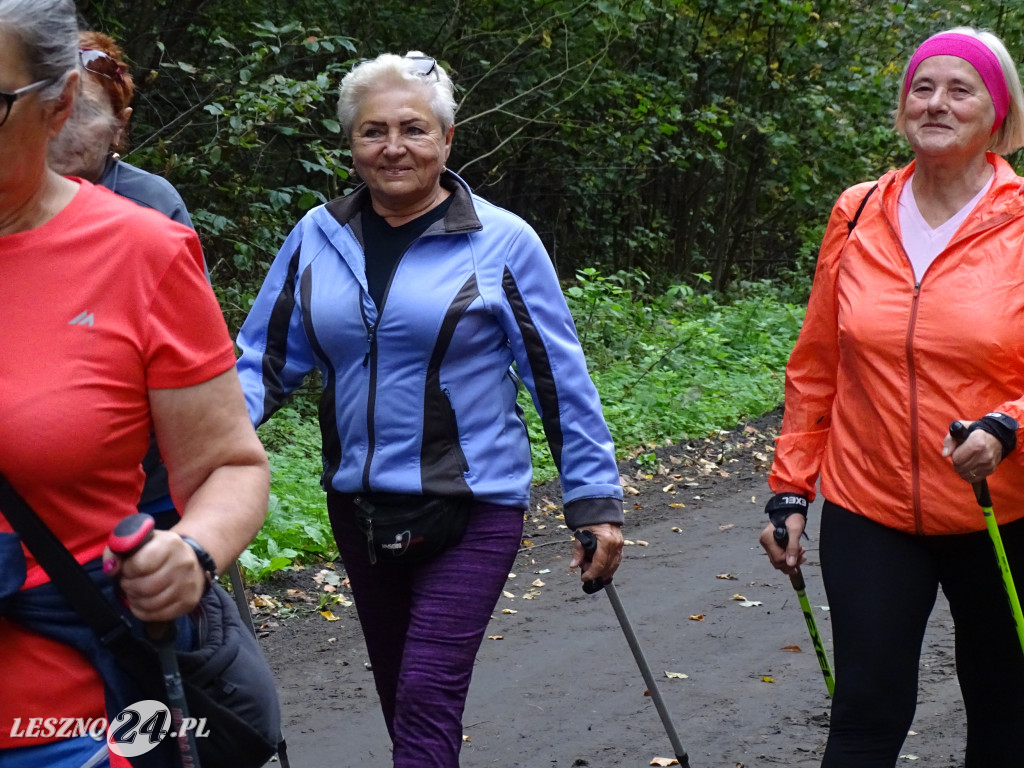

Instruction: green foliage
[521,269,803,483]
[239,407,337,580]
[83,0,1024,308]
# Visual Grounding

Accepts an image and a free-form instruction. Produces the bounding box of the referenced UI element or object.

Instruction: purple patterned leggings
[327,494,525,767]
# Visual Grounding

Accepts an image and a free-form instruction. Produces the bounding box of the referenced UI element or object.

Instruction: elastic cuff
[564,496,625,529]
[969,414,1018,460]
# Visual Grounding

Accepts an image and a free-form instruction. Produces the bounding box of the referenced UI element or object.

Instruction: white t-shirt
[899,173,993,282]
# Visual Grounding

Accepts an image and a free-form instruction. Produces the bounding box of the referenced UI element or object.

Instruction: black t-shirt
[362,196,454,310]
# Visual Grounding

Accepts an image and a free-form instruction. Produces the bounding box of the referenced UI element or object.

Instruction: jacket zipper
[361,320,378,489]
[358,245,407,490]
[906,282,923,533]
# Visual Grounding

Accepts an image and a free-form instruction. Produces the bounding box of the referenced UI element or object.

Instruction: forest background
[77,0,1024,577]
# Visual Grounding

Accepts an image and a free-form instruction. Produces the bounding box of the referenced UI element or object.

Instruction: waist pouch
[353,493,471,565]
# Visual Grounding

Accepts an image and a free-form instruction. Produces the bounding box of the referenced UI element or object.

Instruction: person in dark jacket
[0,2,269,766]
[236,51,624,767]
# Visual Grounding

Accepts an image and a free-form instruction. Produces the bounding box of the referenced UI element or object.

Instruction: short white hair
[894,26,1024,156]
[337,51,456,138]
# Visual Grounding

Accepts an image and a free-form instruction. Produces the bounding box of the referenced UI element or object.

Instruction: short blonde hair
[337,51,456,138]
[894,27,1024,156]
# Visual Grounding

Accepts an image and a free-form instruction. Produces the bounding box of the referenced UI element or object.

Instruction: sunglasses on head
[79,49,125,84]
[353,54,439,81]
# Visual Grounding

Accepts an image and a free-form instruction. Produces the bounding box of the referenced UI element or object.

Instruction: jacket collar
[877,153,1024,219]
[323,170,482,239]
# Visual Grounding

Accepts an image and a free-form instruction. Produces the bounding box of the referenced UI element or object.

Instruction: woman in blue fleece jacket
[235,52,623,767]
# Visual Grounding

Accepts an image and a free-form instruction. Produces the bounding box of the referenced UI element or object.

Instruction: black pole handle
[949,421,992,507]
[574,529,612,594]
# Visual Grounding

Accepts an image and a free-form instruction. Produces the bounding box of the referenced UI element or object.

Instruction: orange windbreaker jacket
[770,154,1024,535]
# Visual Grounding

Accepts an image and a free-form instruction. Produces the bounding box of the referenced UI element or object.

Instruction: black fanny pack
[353,493,471,565]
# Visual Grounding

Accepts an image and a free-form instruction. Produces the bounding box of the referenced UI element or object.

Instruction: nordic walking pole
[575,530,691,768]
[949,421,1024,655]
[109,513,202,768]
[772,526,835,697]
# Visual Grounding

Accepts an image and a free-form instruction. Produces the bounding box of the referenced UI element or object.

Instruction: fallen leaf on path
[636,540,649,546]
[664,671,688,679]
[624,539,635,546]
[502,591,515,599]
[522,540,534,546]
[650,758,679,766]
[502,609,517,614]
[732,594,747,601]
[662,483,675,492]
[689,614,705,621]
[761,676,774,683]
[463,735,471,742]
[286,589,303,596]
[320,610,340,622]
[531,579,545,587]
[671,527,682,534]
[669,504,685,509]
[487,635,504,640]
[624,486,640,495]
[716,573,738,580]
[738,600,762,607]
[781,645,803,652]
[899,756,919,761]
[537,568,551,574]
[719,524,734,531]
[322,584,336,593]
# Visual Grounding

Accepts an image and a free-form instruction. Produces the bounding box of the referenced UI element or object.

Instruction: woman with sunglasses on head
[49,31,199,537]
[49,32,191,228]
[0,2,269,767]
[760,27,1024,767]
[236,51,624,767]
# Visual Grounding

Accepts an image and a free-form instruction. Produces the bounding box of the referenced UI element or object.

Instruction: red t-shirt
[0,181,237,748]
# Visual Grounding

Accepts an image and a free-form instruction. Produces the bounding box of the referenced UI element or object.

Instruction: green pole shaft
[980,500,1024,654]
[790,568,835,697]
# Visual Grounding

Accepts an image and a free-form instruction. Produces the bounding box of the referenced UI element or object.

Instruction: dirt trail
[255,416,967,767]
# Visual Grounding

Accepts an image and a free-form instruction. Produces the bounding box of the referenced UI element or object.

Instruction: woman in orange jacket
[761,27,1024,767]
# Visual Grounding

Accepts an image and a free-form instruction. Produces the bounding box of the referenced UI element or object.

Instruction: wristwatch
[180,535,218,590]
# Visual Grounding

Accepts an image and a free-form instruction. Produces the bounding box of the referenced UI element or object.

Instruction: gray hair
[0,0,78,100]
[337,51,456,138]
[894,26,1024,156]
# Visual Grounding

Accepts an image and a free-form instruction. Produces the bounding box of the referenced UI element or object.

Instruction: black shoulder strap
[0,472,140,656]
[847,183,879,234]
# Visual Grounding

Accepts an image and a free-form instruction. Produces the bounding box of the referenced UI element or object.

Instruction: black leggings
[820,502,1024,767]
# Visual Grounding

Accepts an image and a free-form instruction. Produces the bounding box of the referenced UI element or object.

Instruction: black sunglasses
[0,78,56,128]
[353,55,439,81]
[80,49,125,85]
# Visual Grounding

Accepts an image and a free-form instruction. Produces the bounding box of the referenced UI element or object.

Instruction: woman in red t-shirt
[0,1,270,766]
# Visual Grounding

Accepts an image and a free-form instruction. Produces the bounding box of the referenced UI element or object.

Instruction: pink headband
[904,32,1010,133]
